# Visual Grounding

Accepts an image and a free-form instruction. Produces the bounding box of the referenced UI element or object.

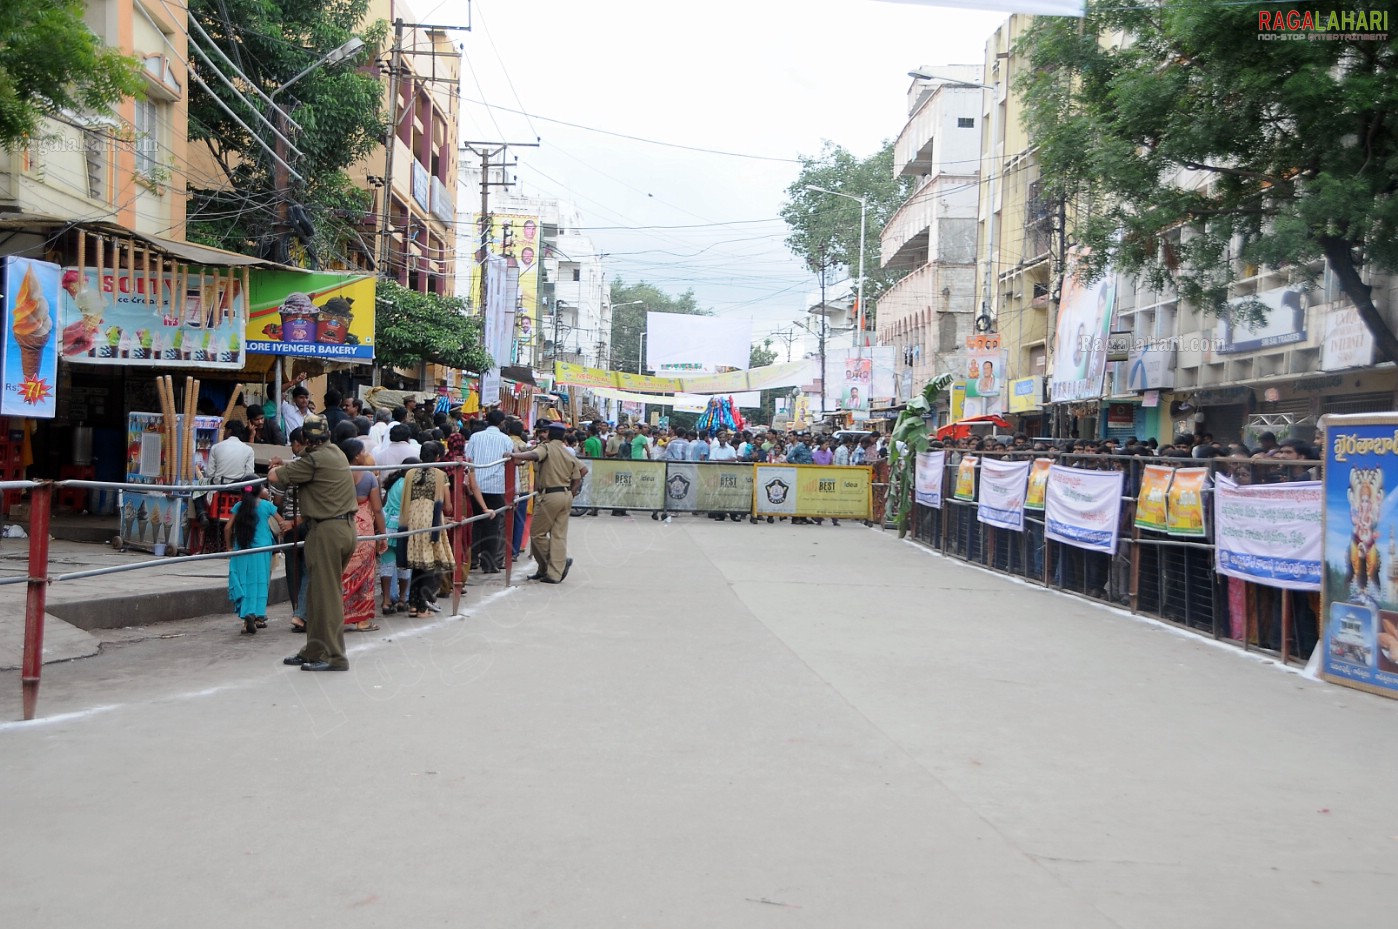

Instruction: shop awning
[500,365,536,386]
[0,214,303,270]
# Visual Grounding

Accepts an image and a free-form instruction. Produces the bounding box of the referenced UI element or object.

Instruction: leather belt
[309,513,355,523]
[541,486,569,494]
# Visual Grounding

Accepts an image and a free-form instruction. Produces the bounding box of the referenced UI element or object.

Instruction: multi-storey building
[877,65,981,421]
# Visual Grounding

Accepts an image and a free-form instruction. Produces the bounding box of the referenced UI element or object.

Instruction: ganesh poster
[1320,414,1398,698]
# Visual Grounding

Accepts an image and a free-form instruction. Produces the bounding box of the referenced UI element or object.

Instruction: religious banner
[245,271,375,363]
[1135,465,1174,532]
[915,450,946,509]
[3,256,60,417]
[574,458,665,510]
[753,465,871,519]
[1213,474,1321,591]
[1165,468,1209,538]
[1320,414,1398,698]
[1025,458,1052,511]
[663,462,753,513]
[1044,465,1124,554]
[977,456,1030,532]
[953,455,977,502]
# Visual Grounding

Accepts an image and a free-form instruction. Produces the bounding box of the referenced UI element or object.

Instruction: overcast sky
[421,0,1007,344]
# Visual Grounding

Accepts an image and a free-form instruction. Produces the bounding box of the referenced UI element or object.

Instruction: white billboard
[645,313,753,374]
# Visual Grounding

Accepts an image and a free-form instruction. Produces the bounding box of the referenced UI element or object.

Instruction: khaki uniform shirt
[269,442,357,519]
[535,439,583,490]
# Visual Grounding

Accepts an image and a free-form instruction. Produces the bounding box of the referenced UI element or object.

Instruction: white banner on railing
[915,450,945,509]
[1044,465,1124,554]
[977,457,1030,532]
[1213,474,1322,591]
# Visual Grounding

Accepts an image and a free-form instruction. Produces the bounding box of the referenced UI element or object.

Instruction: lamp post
[805,184,868,360]
[909,68,999,328]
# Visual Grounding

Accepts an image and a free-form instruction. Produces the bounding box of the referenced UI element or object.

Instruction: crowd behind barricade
[912,428,1323,662]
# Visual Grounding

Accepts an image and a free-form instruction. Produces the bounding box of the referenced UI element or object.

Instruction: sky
[414,0,1008,346]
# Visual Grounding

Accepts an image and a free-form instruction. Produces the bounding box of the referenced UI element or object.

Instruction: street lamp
[272,37,366,99]
[805,185,867,358]
[909,68,998,328]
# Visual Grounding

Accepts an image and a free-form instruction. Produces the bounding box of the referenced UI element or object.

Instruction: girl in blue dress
[225,482,283,635]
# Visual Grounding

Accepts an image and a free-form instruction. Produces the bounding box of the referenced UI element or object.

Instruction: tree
[375,281,491,373]
[1019,1,1398,362]
[889,374,955,538]
[780,140,913,327]
[185,0,387,268]
[750,338,781,423]
[0,2,143,148]
[609,279,709,373]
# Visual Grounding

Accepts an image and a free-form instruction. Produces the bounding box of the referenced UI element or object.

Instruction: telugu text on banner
[915,451,945,509]
[1213,474,1322,591]
[1044,465,1124,554]
[977,457,1030,532]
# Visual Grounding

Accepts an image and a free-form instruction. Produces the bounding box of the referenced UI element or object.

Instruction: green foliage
[375,280,491,373]
[185,0,387,266]
[780,140,913,323]
[609,279,710,372]
[1018,0,1398,361]
[0,1,144,148]
[750,338,780,423]
[889,374,954,538]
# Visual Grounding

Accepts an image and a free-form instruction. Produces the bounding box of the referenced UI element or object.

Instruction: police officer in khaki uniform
[510,421,586,583]
[267,413,358,671]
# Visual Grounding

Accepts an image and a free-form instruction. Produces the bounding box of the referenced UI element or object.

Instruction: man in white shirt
[281,384,311,434]
[368,408,393,447]
[710,432,738,462]
[208,419,256,486]
[374,423,416,470]
[467,410,517,571]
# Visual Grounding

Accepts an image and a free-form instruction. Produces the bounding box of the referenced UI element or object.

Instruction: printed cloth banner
[753,464,871,519]
[3,256,61,417]
[468,213,540,362]
[60,265,245,370]
[1213,474,1322,591]
[1044,465,1124,554]
[1025,458,1052,511]
[953,456,977,502]
[1320,415,1398,697]
[977,457,1030,532]
[915,451,945,509]
[574,459,665,510]
[555,359,816,395]
[1135,465,1174,532]
[662,462,753,513]
[246,271,375,362]
[1166,468,1209,538]
[480,255,509,403]
[646,312,752,373]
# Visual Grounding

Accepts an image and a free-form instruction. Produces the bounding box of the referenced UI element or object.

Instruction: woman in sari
[338,439,387,631]
[225,481,284,636]
[405,441,488,616]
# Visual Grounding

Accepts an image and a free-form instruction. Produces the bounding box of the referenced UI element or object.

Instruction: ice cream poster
[246,271,376,363]
[59,267,245,369]
[2,256,60,417]
[1320,414,1398,698]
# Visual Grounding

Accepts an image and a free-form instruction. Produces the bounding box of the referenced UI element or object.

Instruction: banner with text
[915,451,946,509]
[753,465,872,519]
[662,462,754,513]
[1044,465,1124,554]
[1135,465,1173,532]
[953,456,977,502]
[575,458,665,510]
[977,456,1030,532]
[246,271,375,363]
[1213,474,1322,591]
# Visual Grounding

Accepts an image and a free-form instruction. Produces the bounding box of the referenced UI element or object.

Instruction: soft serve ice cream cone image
[12,263,54,378]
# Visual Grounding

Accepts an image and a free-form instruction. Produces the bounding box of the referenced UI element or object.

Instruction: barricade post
[21,482,52,721]
[504,459,517,587]
[451,463,465,616]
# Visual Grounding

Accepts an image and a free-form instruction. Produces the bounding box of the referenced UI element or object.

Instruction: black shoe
[652,512,660,520]
[560,557,573,582]
[831,519,840,526]
[527,572,547,581]
[283,655,309,666]
[538,576,561,584]
[290,621,307,633]
[241,617,256,635]
[300,661,348,672]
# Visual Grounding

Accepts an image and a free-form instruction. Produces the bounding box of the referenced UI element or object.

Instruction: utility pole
[377,18,406,278]
[460,140,540,319]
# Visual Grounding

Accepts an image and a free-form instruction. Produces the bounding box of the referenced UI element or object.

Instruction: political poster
[59,265,247,371]
[1025,458,1052,511]
[1320,415,1398,697]
[1135,465,1174,532]
[1044,465,1124,554]
[575,459,664,510]
[977,456,1030,532]
[662,462,753,513]
[915,450,945,509]
[963,333,1006,417]
[1049,250,1116,403]
[753,465,871,519]
[480,255,511,403]
[1165,468,1209,538]
[3,257,60,418]
[245,271,375,363]
[467,212,540,358]
[953,456,977,502]
[1213,474,1321,591]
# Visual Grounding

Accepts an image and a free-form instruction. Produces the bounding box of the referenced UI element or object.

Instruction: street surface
[1,515,1394,928]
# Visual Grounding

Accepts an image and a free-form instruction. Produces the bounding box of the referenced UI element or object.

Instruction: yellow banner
[752,465,872,519]
[554,361,613,389]
[576,458,665,509]
[468,213,540,363]
[1025,458,1052,510]
[954,456,977,501]
[1135,465,1173,532]
[615,370,681,392]
[1166,467,1208,537]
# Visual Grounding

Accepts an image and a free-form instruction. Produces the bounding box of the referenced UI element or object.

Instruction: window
[572,268,581,282]
[133,99,159,177]
[84,131,106,202]
[957,117,975,128]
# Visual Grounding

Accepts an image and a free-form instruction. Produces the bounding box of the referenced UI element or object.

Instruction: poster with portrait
[963,334,1006,417]
[837,356,872,413]
[468,212,540,360]
[1320,415,1398,698]
[2,256,60,418]
[1025,458,1052,511]
[1165,468,1209,538]
[1050,251,1116,403]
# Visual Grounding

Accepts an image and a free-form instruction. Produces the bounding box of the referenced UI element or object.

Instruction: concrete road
[1,515,1393,928]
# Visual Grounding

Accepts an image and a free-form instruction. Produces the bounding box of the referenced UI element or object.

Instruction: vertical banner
[2,256,60,418]
[1050,250,1116,403]
[915,450,946,509]
[480,256,509,403]
[1166,468,1209,538]
[953,455,977,501]
[1025,458,1052,511]
[1213,474,1322,590]
[977,457,1030,531]
[468,213,539,364]
[1134,465,1174,532]
[1044,465,1124,553]
[963,334,1006,417]
[1320,415,1398,697]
